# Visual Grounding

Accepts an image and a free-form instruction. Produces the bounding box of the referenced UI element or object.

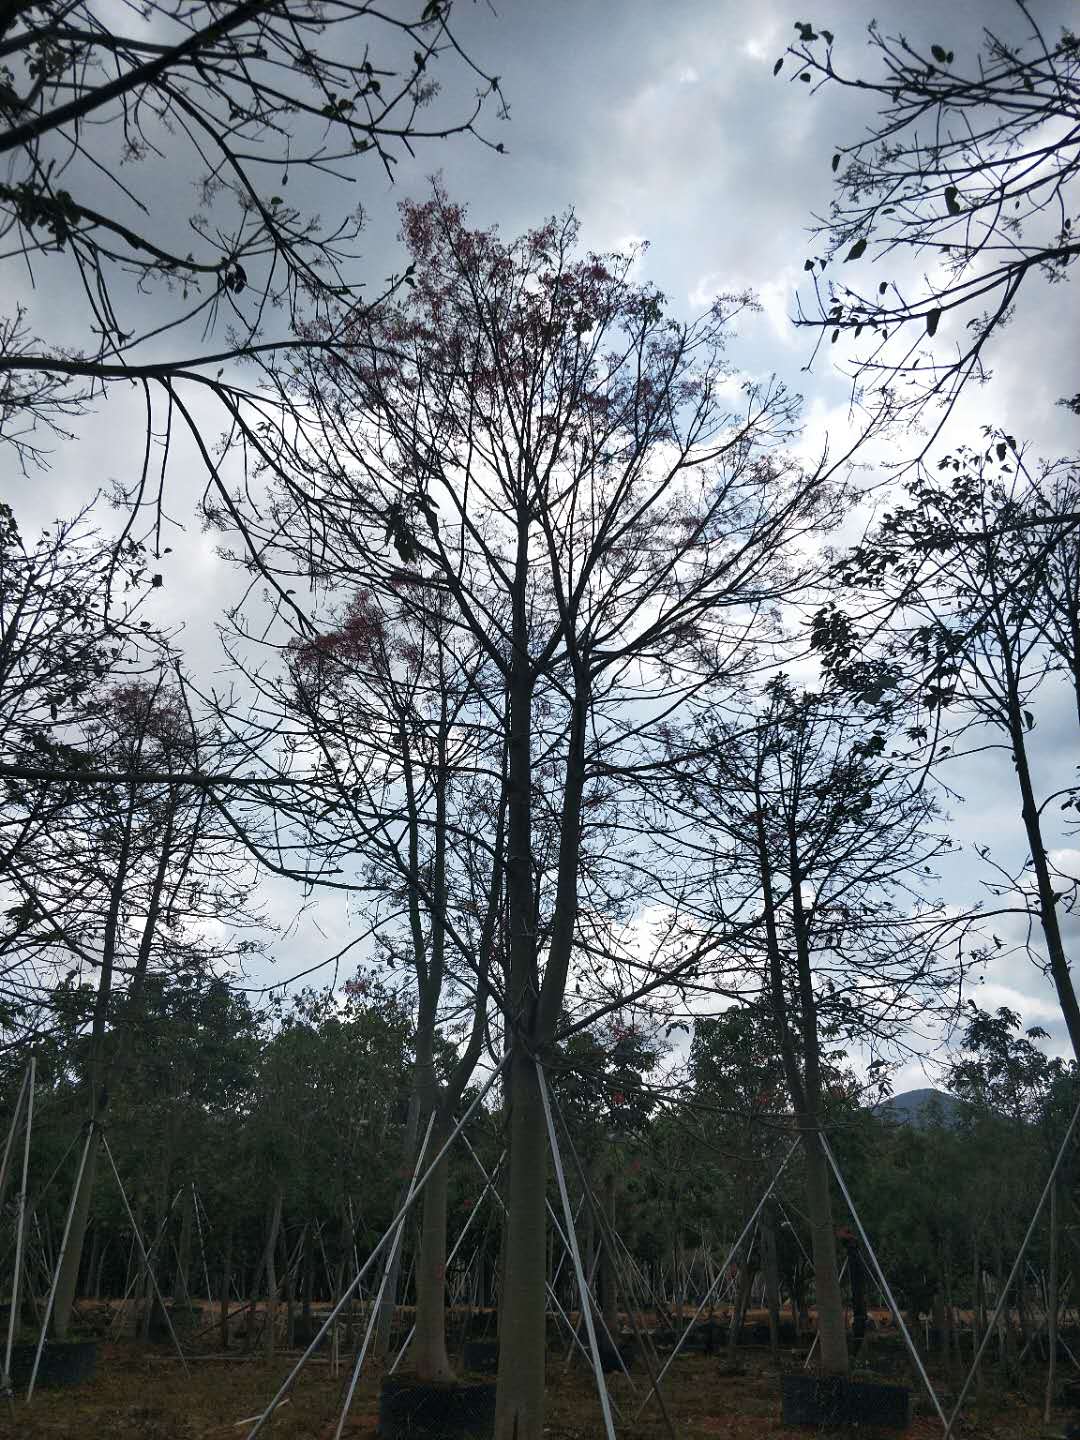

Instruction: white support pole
[460,1135,606,1376]
[333,1115,435,1440]
[0,1067,30,1211]
[2,1058,34,1398]
[638,1138,799,1416]
[821,1134,947,1426]
[27,1120,94,1402]
[192,1184,212,1303]
[389,1147,507,1375]
[109,1188,183,1337]
[245,1054,507,1440]
[102,1137,189,1372]
[938,1091,1080,1440]
[536,1060,618,1440]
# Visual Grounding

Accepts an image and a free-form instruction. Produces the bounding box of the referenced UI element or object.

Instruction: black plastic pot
[781,1374,911,1429]
[462,1339,499,1374]
[379,1374,496,1440]
[7,1339,97,1390]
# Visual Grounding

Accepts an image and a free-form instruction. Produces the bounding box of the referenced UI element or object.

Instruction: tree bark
[374,1091,420,1358]
[263,1190,283,1358]
[414,1113,453,1381]
[220,1219,233,1350]
[495,1046,549,1440]
[1046,1179,1059,1424]
[761,1202,782,1365]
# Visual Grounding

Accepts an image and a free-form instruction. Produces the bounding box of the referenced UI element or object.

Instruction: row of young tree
[4,981,1077,1375]
[1,5,1078,1437]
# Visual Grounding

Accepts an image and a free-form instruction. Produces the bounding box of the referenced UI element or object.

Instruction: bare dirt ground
[0,1331,1067,1440]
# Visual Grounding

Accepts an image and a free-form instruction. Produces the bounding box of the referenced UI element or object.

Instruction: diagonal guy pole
[389,1147,508,1375]
[332,1115,435,1440]
[2,1058,34,1404]
[820,1134,945,1425]
[936,1090,1080,1440]
[460,1136,605,1379]
[637,1136,799,1418]
[536,1059,619,1440]
[27,1119,95,1401]
[246,1053,508,1440]
[102,1136,189,1373]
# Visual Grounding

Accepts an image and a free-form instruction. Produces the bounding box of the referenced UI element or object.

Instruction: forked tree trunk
[414,1114,453,1381]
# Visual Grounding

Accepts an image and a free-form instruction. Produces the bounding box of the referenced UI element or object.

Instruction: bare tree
[821,444,1080,1060]
[5,675,269,1336]
[235,187,836,1439]
[682,678,954,1374]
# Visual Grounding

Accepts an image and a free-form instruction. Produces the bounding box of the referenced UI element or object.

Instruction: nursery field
[0,1337,1060,1440]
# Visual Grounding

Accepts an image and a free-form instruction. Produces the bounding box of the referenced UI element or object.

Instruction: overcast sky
[6,0,1078,1088]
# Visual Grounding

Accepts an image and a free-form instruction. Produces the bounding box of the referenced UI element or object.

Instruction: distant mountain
[874,1087,963,1128]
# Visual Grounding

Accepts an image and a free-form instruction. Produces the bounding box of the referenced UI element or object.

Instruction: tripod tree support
[245,1054,507,1440]
[2,1059,34,1400]
[941,1091,1080,1440]
[535,1059,618,1440]
[27,1120,95,1401]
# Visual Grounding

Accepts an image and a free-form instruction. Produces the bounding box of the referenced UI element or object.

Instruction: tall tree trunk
[761,1202,782,1365]
[174,1188,193,1308]
[1046,1179,1059,1424]
[726,1243,755,1362]
[220,1219,233,1351]
[803,1134,847,1374]
[263,1190,283,1358]
[599,1170,618,1342]
[375,1092,421,1357]
[495,1045,549,1440]
[414,1113,453,1381]
[52,1139,101,1338]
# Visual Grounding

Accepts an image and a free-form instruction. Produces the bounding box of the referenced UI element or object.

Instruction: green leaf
[804,258,815,271]
[845,237,867,262]
[925,307,941,337]
[773,57,784,76]
[931,44,948,64]
[832,153,841,172]
[878,280,888,295]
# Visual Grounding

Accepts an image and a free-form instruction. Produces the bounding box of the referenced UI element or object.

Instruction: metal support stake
[246,1054,507,1440]
[27,1120,94,1401]
[2,1058,34,1401]
[821,1133,950,1430]
[638,1138,799,1416]
[934,1092,1080,1440]
[102,1136,189,1372]
[333,1115,434,1440]
[536,1060,618,1440]
[389,1148,507,1375]
[0,1067,30,1212]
